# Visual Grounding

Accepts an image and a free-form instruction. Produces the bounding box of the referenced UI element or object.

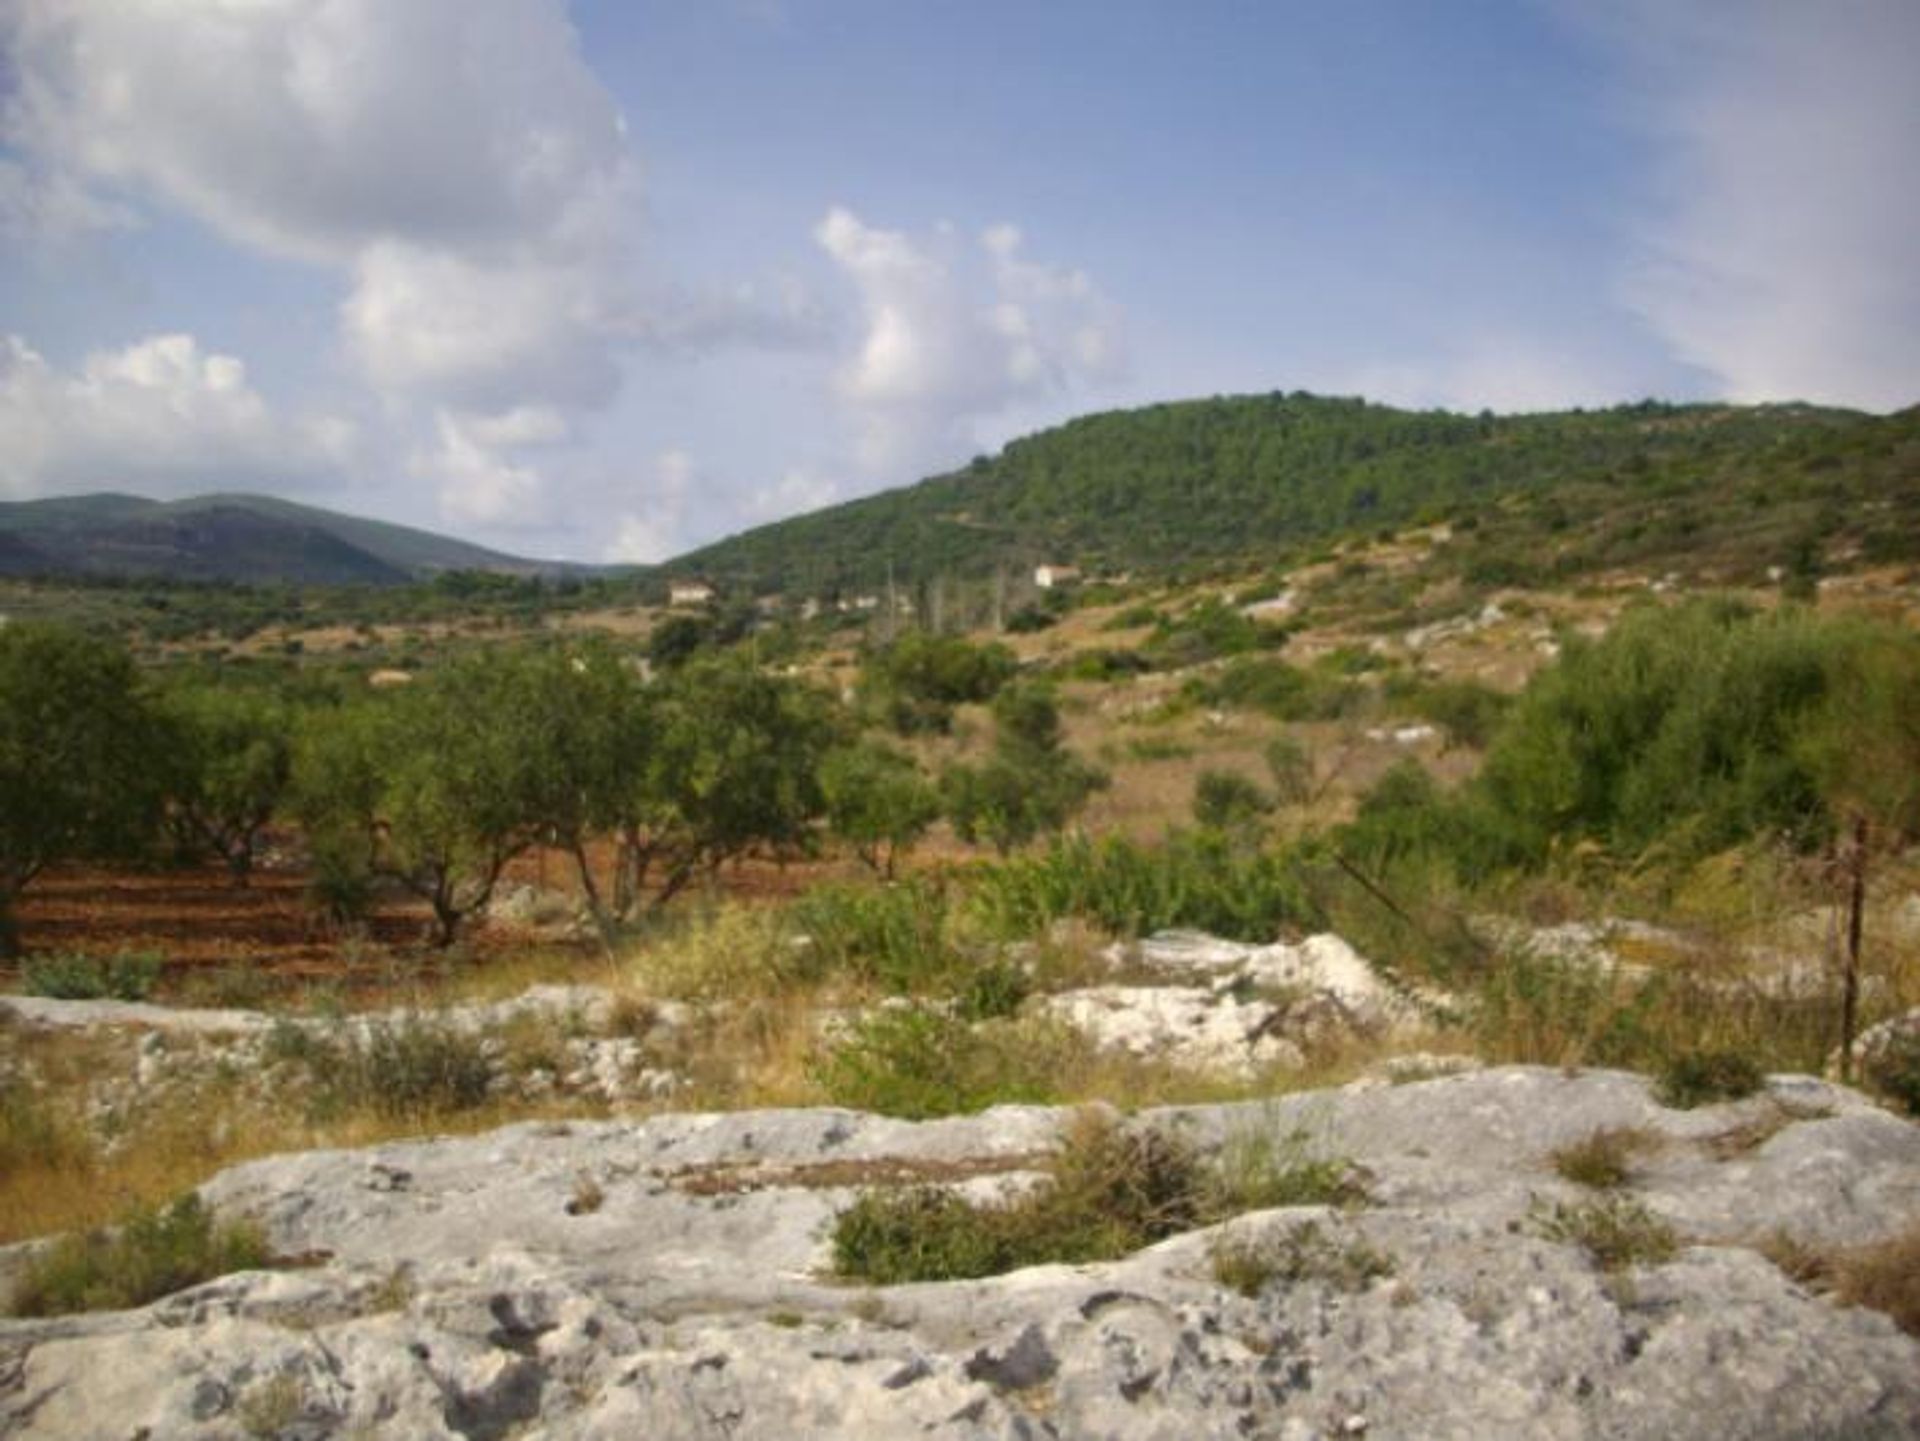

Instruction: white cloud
[1594,1,1920,412]
[412,409,552,527]
[815,208,1126,476]
[604,449,698,564]
[0,332,353,499]
[3,0,643,527]
[2,0,631,265]
[341,241,622,412]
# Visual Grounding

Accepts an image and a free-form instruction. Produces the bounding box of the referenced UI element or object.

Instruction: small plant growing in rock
[1550,1126,1653,1189]
[1209,1220,1395,1298]
[8,1194,269,1317]
[1656,1048,1765,1109]
[237,1373,304,1439]
[1858,1028,1920,1117]
[1205,1123,1370,1212]
[832,1111,1363,1285]
[1529,1194,1679,1272]
[566,1172,606,1216]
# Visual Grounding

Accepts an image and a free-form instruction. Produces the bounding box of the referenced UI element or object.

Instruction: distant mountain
[0,492,581,586]
[662,393,1920,594]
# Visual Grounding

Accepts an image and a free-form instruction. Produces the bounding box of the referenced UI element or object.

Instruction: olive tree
[0,625,164,953]
[156,680,293,885]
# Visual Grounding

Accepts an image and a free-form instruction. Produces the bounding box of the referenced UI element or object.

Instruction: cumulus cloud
[0,333,354,499]
[604,449,698,564]
[815,208,1125,475]
[1594,0,1920,411]
[2,0,640,523]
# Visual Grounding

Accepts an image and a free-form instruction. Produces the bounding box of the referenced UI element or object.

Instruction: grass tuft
[1529,1193,1679,1272]
[8,1193,269,1317]
[1208,1219,1394,1298]
[1550,1126,1653,1189]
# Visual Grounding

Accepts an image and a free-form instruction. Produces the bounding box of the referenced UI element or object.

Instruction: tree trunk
[1840,814,1868,1083]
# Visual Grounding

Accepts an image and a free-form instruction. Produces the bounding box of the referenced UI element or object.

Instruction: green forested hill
[665,393,1920,594]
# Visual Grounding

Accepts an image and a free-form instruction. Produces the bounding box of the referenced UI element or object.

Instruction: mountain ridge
[0,491,587,586]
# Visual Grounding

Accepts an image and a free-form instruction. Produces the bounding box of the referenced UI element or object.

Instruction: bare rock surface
[1040,931,1443,1074]
[3,1066,1918,1439]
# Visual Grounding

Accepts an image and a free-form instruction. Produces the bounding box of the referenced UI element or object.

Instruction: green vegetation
[942,684,1106,854]
[1549,1127,1652,1189]
[264,1016,494,1121]
[0,623,166,954]
[1529,1193,1680,1272]
[7,1194,270,1317]
[832,1110,1361,1284]
[971,830,1314,942]
[1209,1220,1394,1298]
[20,950,164,1002]
[1655,1049,1766,1109]
[820,741,942,876]
[664,393,1919,595]
[809,1005,1063,1119]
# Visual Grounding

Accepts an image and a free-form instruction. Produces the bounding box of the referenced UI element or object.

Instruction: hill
[0,492,571,586]
[664,393,1920,595]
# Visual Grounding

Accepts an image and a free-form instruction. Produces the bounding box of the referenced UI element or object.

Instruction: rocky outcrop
[3,1066,1916,1439]
[1040,931,1443,1075]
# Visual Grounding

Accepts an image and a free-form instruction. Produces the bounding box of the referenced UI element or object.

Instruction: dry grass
[1758,1222,1920,1338]
[1550,1126,1658,1189]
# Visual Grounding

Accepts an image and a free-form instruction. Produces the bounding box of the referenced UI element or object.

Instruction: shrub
[832,1112,1363,1285]
[20,950,164,1001]
[789,879,959,994]
[8,1194,270,1317]
[1656,1048,1765,1109]
[809,1006,1060,1119]
[1859,1028,1920,1117]
[265,1016,493,1121]
[1550,1127,1651,1189]
[1192,770,1274,832]
[1529,1194,1679,1271]
[971,830,1316,943]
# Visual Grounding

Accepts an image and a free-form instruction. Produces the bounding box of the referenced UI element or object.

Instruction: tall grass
[970,830,1317,942]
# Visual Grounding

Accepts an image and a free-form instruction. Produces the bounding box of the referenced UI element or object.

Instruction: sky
[0,1,1915,564]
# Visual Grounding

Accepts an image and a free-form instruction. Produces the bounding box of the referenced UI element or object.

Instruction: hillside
[665,393,1920,594]
[0,492,569,586]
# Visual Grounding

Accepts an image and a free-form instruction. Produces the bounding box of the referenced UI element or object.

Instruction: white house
[668,580,716,608]
[1034,563,1080,589]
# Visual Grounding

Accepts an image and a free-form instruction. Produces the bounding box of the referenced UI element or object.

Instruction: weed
[0,1078,90,1177]
[790,878,962,993]
[1550,1127,1653,1189]
[176,964,279,1010]
[808,1006,1060,1119]
[1757,1221,1920,1338]
[1205,1122,1369,1212]
[1858,1026,1920,1116]
[832,1111,1364,1285]
[1656,1048,1766,1109]
[237,1373,304,1438]
[20,950,164,1001]
[971,830,1315,942]
[1209,1220,1395,1298]
[566,1172,606,1216]
[266,1016,493,1121]
[8,1193,270,1317]
[1529,1194,1679,1272]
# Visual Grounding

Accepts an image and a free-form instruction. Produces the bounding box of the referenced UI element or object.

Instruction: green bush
[788,879,960,994]
[1656,1048,1765,1109]
[1860,1029,1920,1116]
[1192,770,1275,832]
[21,950,164,1001]
[264,1016,494,1121]
[971,830,1316,942]
[833,1112,1363,1284]
[8,1194,270,1317]
[809,1005,1068,1119]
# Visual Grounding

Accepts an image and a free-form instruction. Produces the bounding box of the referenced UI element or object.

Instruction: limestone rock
[2,1067,1916,1439]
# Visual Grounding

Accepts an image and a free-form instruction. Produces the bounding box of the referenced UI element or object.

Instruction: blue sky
[1,1,1915,562]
